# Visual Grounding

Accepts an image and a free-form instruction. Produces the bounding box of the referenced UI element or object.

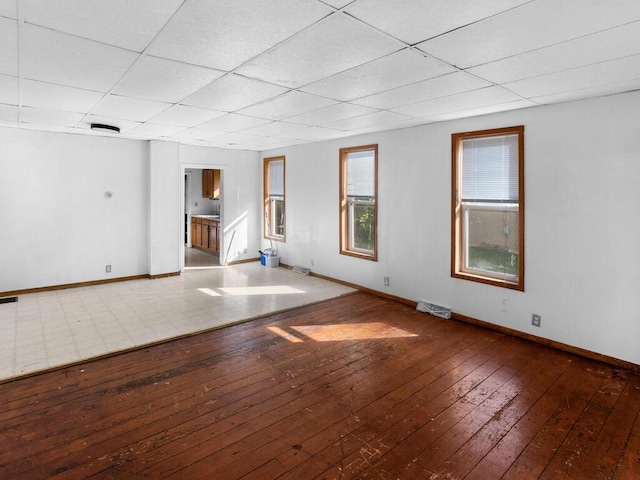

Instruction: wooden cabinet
[191,216,219,254]
[202,169,220,199]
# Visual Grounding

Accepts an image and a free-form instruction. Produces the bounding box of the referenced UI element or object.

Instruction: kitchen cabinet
[191,216,219,254]
[202,169,220,199]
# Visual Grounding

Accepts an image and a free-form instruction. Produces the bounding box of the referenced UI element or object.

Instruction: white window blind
[347,150,375,197]
[462,134,518,202]
[268,160,284,196]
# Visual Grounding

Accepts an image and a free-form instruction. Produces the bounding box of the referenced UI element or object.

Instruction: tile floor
[0,250,355,381]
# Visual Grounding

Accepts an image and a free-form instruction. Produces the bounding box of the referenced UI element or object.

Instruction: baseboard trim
[1,272,181,297]
[283,264,640,375]
[226,257,260,266]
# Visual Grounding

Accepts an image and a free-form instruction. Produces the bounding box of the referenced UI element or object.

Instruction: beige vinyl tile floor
[0,249,355,381]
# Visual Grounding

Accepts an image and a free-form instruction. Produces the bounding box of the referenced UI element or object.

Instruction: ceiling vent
[90,123,120,134]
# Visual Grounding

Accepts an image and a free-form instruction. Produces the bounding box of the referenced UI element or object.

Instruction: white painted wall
[263,91,640,365]
[180,144,261,265]
[0,128,149,291]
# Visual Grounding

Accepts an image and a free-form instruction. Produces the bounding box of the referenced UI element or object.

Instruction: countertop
[192,214,220,221]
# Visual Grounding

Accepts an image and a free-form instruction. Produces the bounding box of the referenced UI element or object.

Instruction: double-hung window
[340,145,377,261]
[264,156,285,241]
[452,126,524,290]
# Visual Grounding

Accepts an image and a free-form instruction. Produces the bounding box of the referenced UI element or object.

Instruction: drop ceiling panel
[287,102,378,125]
[353,71,492,109]
[20,107,85,127]
[197,113,271,132]
[504,54,640,99]
[113,56,224,103]
[276,125,349,141]
[467,21,640,84]
[531,78,640,105]
[126,123,185,138]
[0,104,18,122]
[182,74,289,112]
[344,0,530,45]
[418,0,640,68]
[172,127,221,141]
[91,94,171,122]
[21,25,139,92]
[321,0,354,8]
[22,80,104,113]
[151,105,226,127]
[23,0,183,52]
[238,91,337,120]
[206,132,263,147]
[424,99,536,122]
[301,48,455,101]
[239,121,306,137]
[235,13,404,88]
[321,110,414,130]
[147,0,332,71]
[0,17,18,76]
[0,74,18,105]
[392,86,522,118]
[0,0,17,19]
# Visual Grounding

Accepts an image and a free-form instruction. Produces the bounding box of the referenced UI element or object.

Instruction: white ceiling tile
[22,80,104,113]
[24,0,183,52]
[20,106,85,127]
[197,113,272,132]
[0,0,17,18]
[504,54,640,99]
[147,0,332,71]
[21,24,139,92]
[392,86,522,118]
[301,48,455,101]
[171,127,221,141]
[321,110,414,130]
[287,103,378,125]
[91,94,171,122]
[531,78,640,105]
[0,74,18,105]
[113,56,225,103]
[276,126,349,141]
[126,123,185,138]
[150,104,226,127]
[205,132,263,147]
[0,104,18,122]
[418,0,640,68]
[81,115,142,134]
[353,71,492,109]
[345,0,529,44]
[320,0,354,8]
[0,17,18,76]
[235,13,404,88]
[424,99,536,122]
[238,91,337,120]
[239,121,306,137]
[468,21,640,84]
[182,74,289,112]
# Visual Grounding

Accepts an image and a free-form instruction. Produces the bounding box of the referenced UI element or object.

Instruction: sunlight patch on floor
[218,285,305,296]
[268,322,418,342]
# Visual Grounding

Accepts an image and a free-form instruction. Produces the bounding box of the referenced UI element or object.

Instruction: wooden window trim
[451,126,525,291]
[339,144,378,262]
[263,156,286,242]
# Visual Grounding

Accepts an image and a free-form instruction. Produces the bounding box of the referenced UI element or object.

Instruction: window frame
[451,126,525,291]
[339,144,378,261]
[263,156,286,242]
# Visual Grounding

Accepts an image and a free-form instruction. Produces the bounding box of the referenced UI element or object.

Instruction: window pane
[350,202,375,252]
[272,198,284,237]
[268,160,284,196]
[465,206,518,277]
[347,151,375,197]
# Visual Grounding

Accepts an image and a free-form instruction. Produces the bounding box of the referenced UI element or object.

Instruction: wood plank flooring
[0,292,639,479]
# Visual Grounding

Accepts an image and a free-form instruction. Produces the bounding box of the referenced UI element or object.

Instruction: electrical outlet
[384,276,390,286]
[106,265,112,273]
[532,314,541,327]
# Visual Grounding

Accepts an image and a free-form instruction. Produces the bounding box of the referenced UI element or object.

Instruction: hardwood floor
[1,292,638,479]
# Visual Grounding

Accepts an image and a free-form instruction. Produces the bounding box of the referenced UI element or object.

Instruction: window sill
[452,271,523,291]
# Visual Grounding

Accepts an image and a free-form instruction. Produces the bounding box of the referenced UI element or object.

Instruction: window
[340,145,377,261]
[451,126,524,290]
[264,156,285,241]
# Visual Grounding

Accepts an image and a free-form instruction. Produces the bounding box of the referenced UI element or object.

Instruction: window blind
[461,134,518,202]
[268,160,284,196]
[347,150,375,197]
